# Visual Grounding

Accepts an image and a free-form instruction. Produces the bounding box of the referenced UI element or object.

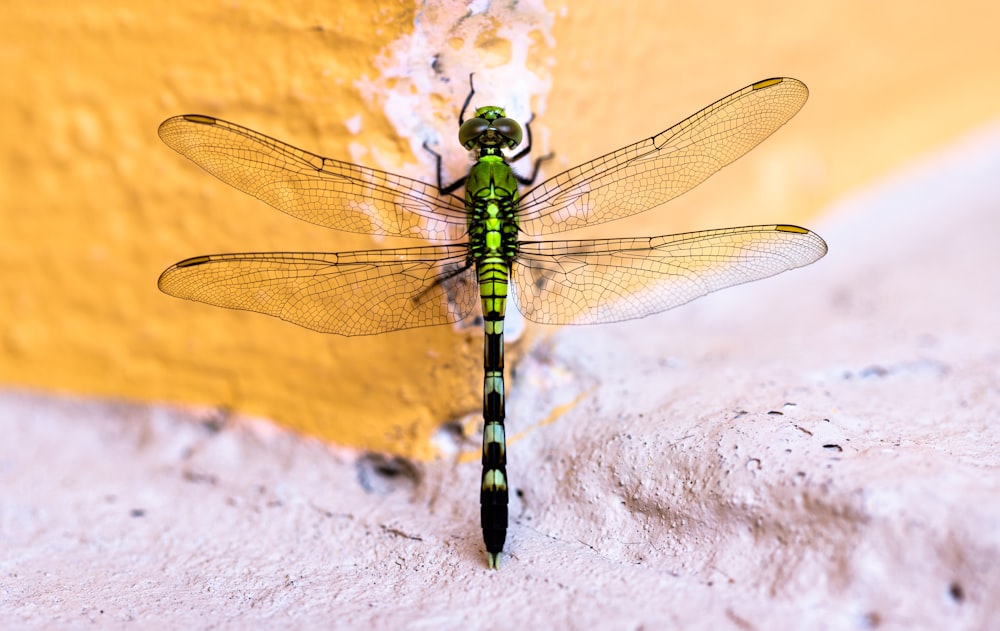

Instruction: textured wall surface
[2,0,999,458]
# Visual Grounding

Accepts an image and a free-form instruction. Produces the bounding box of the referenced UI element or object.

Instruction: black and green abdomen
[466,156,519,569]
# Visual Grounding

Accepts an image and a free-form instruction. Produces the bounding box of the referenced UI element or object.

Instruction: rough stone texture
[2,119,998,628]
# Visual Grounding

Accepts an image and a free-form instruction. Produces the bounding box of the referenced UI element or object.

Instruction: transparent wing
[158,245,477,336]
[158,115,469,240]
[518,78,808,235]
[512,225,827,324]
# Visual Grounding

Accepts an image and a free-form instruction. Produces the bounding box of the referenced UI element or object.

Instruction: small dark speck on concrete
[949,581,965,602]
[357,453,421,494]
[130,509,146,518]
[183,470,219,485]
[859,365,890,379]
[862,611,882,628]
[823,444,844,452]
[380,524,423,541]
[199,407,231,433]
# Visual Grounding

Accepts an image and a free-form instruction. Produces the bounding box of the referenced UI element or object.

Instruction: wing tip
[751,77,809,102]
[775,224,829,259]
[774,224,809,234]
[157,256,212,293]
[752,77,786,90]
[157,114,219,141]
[180,114,219,125]
[174,255,213,268]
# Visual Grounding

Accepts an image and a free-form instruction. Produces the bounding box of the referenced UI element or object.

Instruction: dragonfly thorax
[458,105,523,154]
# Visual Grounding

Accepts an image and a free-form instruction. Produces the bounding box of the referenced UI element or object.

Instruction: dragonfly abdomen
[467,157,519,570]
[479,262,508,570]
[478,251,513,570]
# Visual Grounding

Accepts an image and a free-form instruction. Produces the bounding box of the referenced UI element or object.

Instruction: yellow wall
[2,1,998,458]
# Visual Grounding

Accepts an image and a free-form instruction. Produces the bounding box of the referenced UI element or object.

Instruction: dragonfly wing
[512,225,827,324]
[518,78,808,235]
[158,115,469,240]
[158,245,477,336]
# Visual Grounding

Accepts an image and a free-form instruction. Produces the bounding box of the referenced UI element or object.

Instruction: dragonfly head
[459,105,523,152]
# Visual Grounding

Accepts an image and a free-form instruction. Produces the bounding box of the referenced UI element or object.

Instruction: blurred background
[1,0,998,457]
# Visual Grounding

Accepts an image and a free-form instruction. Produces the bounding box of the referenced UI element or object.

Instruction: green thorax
[466,155,519,262]
[465,155,518,206]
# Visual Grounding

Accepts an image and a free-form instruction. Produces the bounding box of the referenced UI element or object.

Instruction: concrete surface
[2,120,998,628]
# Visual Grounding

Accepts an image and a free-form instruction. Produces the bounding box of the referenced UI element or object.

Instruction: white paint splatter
[466,0,489,17]
[354,0,555,180]
[344,114,363,135]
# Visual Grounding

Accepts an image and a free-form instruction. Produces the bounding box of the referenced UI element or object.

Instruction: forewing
[512,225,827,324]
[158,245,477,336]
[158,115,469,240]
[518,78,808,235]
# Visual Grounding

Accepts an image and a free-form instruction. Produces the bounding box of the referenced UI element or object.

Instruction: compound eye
[492,117,523,148]
[458,117,490,148]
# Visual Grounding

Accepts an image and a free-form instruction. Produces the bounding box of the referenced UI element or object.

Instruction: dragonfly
[157,76,827,570]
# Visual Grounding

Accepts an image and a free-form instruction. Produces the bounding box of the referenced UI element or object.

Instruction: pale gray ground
[2,121,999,629]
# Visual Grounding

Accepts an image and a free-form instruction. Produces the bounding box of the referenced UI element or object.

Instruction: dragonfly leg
[421,74,478,195]
[422,141,468,195]
[509,114,554,186]
[458,73,476,125]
